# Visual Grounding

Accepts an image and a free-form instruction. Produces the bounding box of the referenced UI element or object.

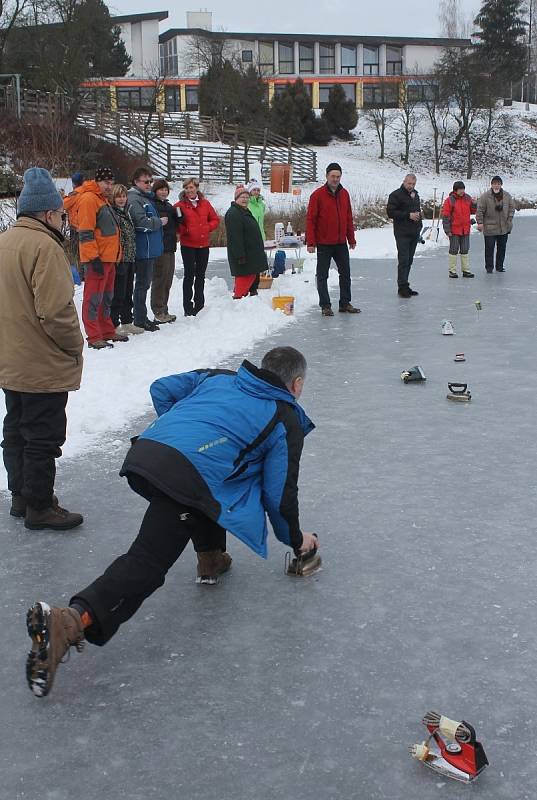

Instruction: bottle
[286,221,293,235]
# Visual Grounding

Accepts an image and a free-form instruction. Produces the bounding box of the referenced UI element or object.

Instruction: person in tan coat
[0,167,84,531]
[476,176,516,273]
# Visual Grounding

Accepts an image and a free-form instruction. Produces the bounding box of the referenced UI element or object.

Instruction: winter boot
[196,550,233,585]
[88,339,113,349]
[321,306,334,316]
[154,313,177,323]
[448,254,458,277]
[398,286,412,297]
[105,332,129,342]
[338,303,361,313]
[26,602,85,697]
[25,504,83,531]
[11,493,62,518]
[461,254,474,277]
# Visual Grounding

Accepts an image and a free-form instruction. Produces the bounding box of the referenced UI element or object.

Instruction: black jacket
[224,202,268,276]
[387,185,422,237]
[153,198,181,253]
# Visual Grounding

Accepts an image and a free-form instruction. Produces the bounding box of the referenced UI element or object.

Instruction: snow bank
[0,226,451,491]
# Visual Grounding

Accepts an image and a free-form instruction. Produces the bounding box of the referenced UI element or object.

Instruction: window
[79,87,110,111]
[117,88,155,110]
[279,43,294,74]
[319,83,334,108]
[363,46,379,76]
[299,43,314,73]
[319,43,335,74]
[159,39,178,77]
[341,83,356,103]
[386,46,402,75]
[259,41,274,76]
[185,86,198,111]
[274,81,311,98]
[242,49,253,63]
[341,45,357,75]
[164,86,181,112]
[407,83,439,103]
[363,83,399,108]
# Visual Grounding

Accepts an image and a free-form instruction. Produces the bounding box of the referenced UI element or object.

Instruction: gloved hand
[90,258,104,275]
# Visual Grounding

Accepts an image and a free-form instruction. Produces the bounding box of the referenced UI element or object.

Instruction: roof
[113,11,168,24]
[159,28,470,47]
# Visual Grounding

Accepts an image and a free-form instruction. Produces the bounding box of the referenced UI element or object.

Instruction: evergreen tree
[199,62,268,136]
[473,0,527,88]
[270,79,313,142]
[5,0,131,100]
[321,84,358,138]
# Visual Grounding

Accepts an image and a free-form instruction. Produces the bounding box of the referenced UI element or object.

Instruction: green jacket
[225,203,268,276]
[248,195,266,240]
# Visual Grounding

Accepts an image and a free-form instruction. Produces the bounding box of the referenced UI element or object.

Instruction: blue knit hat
[71,171,84,188]
[17,167,63,215]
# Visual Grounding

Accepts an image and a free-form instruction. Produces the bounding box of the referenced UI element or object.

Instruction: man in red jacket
[442,180,476,278]
[306,163,360,316]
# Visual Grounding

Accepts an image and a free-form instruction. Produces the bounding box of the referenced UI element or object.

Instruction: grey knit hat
[17,167,63,215]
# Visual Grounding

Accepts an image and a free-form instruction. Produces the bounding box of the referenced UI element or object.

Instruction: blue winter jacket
[120,361,314,557]
[127,186,164,260]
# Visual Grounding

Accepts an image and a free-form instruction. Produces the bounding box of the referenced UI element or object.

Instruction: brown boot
[321,306,334,317]
[105,332,129,342]
[338,303,361,313]
[26,602,85,697]
[11,493,60,519]
[196,550,232,585]
[25,504,83,531]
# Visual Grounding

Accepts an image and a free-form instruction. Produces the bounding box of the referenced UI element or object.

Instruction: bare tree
[421,78,450,174]
[437,47,486,179]
[396,84,419,164]
[438,0,472,38]
[366,104,392,160]
[0,0,30,70]
[180,29,236,77]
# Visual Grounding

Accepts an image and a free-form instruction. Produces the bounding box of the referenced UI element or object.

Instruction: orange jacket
[63,187,83,230]
[76,181,121,263]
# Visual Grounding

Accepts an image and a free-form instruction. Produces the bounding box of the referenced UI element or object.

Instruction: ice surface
[1,220,537,799]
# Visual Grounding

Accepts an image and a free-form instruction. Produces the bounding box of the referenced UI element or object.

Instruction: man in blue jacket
[25,346,318,698]
[127,167,164,332]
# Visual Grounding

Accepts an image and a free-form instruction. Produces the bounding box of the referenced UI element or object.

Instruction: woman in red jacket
[174,177,220,316]
[441,180,476,278]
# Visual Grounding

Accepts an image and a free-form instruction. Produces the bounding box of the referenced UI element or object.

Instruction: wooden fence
[80,110,317,184]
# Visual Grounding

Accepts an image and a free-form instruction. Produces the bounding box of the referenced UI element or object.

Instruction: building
[81,11,469,112]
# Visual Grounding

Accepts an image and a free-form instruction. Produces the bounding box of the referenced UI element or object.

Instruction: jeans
[2,389,68,509]
[395,234,418,289]
[181,246,209,314]
[71,476,226,646]
[110,262,134,327]
[133,258,154,327]
[151,251,176,316]
[315,243,351,308]
[484,234,509,271]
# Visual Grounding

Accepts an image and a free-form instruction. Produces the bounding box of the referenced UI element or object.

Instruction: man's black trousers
[1,389,68,509]
[315,243,352,308]
[395,234,418,289]
[484,233,509,271]
[72,475,226,646]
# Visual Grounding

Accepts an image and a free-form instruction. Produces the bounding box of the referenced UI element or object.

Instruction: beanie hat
[326,162,342,175]
[491,175,503,185]
[246,179,261,192]
[17,167,63,215]
[453,180,465,192]
[71,171,84,188]
[234,184,249,200]
[95,166,114,182]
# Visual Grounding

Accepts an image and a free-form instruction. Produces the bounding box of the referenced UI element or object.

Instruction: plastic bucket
[272,295,294,315]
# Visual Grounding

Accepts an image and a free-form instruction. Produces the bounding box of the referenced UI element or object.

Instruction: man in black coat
[386,174,423,298]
